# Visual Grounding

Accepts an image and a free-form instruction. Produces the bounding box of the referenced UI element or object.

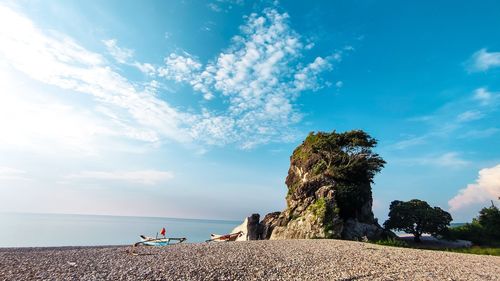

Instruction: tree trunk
[414,234,421,243]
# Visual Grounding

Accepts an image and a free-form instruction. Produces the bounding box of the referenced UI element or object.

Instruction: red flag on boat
[160,227,166,236]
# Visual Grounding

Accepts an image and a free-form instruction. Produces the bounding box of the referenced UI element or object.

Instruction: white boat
[206,231,243,242]
[135,235,186,246]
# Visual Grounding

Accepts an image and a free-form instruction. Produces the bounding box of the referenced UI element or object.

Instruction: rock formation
[263,130,391,241]
[231,213,272,241]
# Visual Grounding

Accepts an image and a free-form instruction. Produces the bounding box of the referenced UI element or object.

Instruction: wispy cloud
[0,167,27,180]
[431,152,470,168]
[391,87,499,150]
[449,164,500,212]
[467,48,500,72]
[473,88,492,105]
[456,110,484,122]
[207,0,244,13]
[0,5,194,146]
[391,136,427,150]
[397,152,470,168]
[0,5,340,150]
[0,67,125,155]
[473,87,499,106]
[459,128,500,139]
[66,170,174,185]
[103,38,156,76]
[103,39,133,64]
[207,3,222,12]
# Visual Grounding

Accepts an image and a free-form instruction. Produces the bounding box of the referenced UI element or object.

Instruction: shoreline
[1,240,498,280]
[0,233,471,249]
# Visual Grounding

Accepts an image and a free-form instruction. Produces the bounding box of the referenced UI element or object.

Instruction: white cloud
[0,5,338,150]
[133,62,156,76]
[158,8,337,148]
[391,136,427,150]
[473,88,492,105]
[103,39,133,64]
[459,128,500,139]
[467,48,500,72]
[103,39,157,76]
[207,0,244,13]
[456,110,484,122]
[158,53,202,83]
[335,81,343,88]
[407,115,434,122]
[0,65,125,155]
[66,170,174,185]
[0,5,194,146]
[0,167,26,180]
[401,152,470,168]
[432,152,470,168]
[294,56,333,91]
[396,87,500,151]
[449,164,500,212]
[207,3,222,12]
[473,87,499,107]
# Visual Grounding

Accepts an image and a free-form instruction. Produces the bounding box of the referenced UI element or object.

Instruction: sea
[0,212,241,247]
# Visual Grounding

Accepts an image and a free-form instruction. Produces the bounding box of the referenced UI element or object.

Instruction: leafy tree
[307,130,386,220]
[477,201,500,240]
[384,199,452,242]
[310,130,386,184]
[445,201,500,245]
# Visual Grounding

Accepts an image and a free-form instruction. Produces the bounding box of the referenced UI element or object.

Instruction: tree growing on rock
[384,199,452,242]
[267,130,389,240]
[309,130,386,220]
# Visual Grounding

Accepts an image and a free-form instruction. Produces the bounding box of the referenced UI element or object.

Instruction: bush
[444,203,500,246]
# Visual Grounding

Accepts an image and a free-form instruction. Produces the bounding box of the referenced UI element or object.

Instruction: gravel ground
[0,239,499,281]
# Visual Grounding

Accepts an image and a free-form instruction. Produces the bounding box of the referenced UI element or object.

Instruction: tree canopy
[477,202,500,239]
[309,130,386,184]
[384,199,452,242]
[290,130,386,220]
[445,202,500,245]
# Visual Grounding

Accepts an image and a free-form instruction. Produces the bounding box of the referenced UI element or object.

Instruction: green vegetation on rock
[270,130,388,241]
[308,198,327,218]
[307,198,339,238]
[286,130,385,221]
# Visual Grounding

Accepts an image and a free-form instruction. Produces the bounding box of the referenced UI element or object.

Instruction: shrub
[444,203,500,246]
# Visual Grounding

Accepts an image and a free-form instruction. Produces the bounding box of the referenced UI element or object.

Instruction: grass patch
[370,239,500,256]
[372,238,409,248]
[444,247,500,256]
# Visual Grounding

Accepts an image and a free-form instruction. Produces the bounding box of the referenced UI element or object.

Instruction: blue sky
[0,0,499,222]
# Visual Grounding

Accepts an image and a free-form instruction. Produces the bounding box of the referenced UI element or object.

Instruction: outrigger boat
[206,231,243,242]
[135,235,186,246]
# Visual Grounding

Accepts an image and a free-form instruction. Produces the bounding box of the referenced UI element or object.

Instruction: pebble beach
[1,239,499,281]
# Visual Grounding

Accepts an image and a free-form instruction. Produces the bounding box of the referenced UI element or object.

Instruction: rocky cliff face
[265,131,390,241]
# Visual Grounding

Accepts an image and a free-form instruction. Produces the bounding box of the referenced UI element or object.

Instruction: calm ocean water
[0,213,241,247]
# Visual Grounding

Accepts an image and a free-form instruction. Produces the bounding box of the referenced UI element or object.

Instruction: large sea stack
[265,130,390,240]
